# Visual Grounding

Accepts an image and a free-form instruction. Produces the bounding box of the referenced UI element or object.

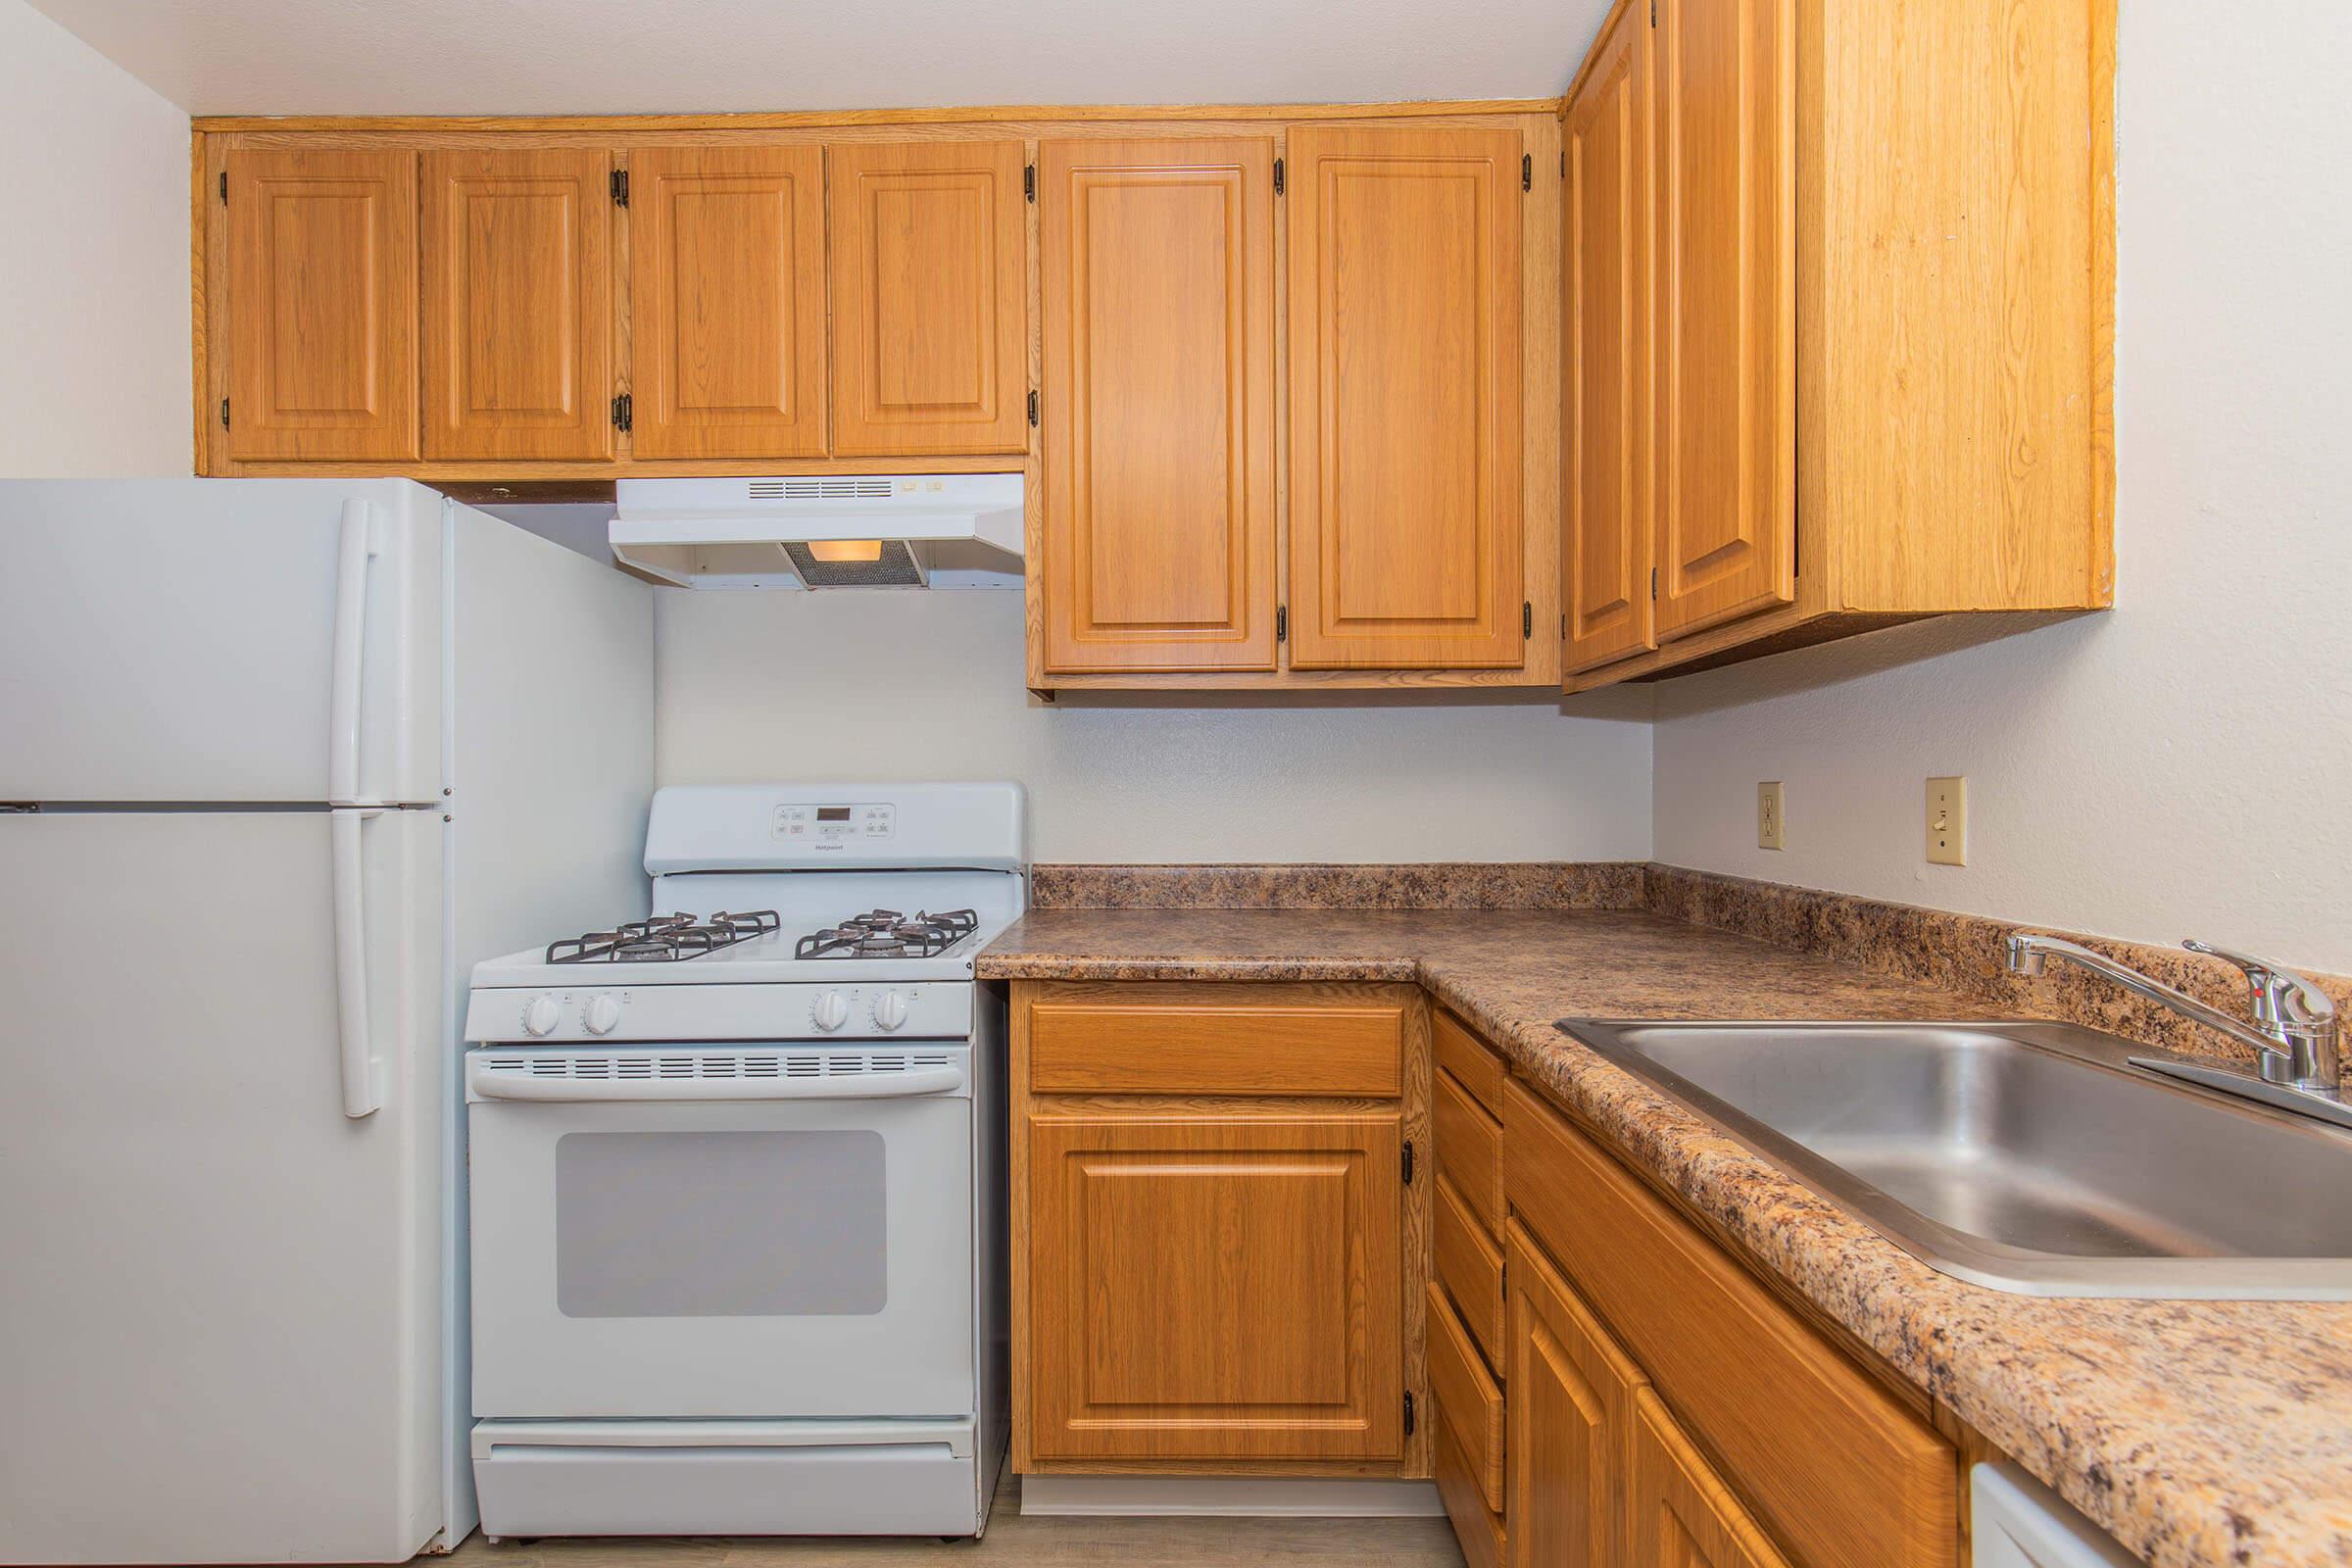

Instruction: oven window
[555,1131,888,1318]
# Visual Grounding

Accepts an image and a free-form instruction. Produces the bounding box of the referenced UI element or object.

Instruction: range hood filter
[781,539,925,588]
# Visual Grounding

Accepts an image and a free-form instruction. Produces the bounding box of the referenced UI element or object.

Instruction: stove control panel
[771,801,895,844]
[466,982,973,1044]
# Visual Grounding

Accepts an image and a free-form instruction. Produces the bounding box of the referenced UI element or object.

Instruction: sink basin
[1555,1019,2352,1298]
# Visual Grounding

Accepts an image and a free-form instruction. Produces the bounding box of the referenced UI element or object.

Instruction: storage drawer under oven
[466,1045,976,1421]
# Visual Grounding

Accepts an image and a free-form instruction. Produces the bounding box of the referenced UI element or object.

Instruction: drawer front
[1427,1281,1504,1514]
[1504,1081,1956,1568]
[1435,1066,1504,1233]
[1435,1172,1506,1369]
[1435,1412,1507,1568]
[1025,991,1404,1097]
[1434,1006,1508,1116]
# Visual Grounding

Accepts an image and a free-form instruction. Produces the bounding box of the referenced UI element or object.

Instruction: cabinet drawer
[1504,1081,1955,1568]
[1434,1172,1505,1370]
[1435,1066,1504,1232]
[1434,1006,1508,1116]
[1025,993,1404,1097]
[1427,1282,1504,1514]
[1435,1412,1506,1568]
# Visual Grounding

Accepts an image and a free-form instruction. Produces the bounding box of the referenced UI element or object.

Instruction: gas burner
[795,907,979,960]
[545,909,780,964]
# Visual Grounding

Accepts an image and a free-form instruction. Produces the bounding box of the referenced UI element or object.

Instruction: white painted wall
[0,0,189,475]
[1650,2,2352,972]
[658,590,1653,864]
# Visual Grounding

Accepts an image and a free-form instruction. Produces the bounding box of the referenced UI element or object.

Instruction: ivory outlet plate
[1757,782,1786,851]
[1927,776,1968,865]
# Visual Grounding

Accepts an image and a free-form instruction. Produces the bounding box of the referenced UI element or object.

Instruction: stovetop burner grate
[546,909,780,964]
[794,907,979,960]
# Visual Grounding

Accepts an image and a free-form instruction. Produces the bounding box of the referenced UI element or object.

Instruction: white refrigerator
[0,479,653,1564]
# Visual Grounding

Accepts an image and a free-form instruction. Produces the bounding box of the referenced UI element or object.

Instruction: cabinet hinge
[1275,605,1288,643]
[1024,164,1036,203]
[1651,0,1658,24]
[1401,1139,1415,1186]
[1559,612,1568,641]
[1523,600,1533,639]
[611,392,633,433]
[1027,388,1039,427]
[610,169,628,208]
[1403,1392,1417,1437]
[1273,157,1286,197]
[1560,150,1567,179]
[1522,153,1533,192]
[218,171,227,205]
[219,397,229,430]
[1650,565,1659,601]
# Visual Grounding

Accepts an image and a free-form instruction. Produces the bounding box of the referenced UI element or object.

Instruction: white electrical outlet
[1927,776,1968,865]
[1757,781,1786,851]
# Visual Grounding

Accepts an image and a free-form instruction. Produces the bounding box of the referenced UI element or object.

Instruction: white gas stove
[463,782,1020,1543]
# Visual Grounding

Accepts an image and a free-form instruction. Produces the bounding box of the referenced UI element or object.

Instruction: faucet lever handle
[2182,940,2335,1028]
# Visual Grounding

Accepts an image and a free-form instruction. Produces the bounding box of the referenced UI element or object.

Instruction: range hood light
[807,539,885,564]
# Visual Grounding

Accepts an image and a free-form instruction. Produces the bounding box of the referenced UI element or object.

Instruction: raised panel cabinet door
[1287,125,1524,670]
[1562,4,1656,675]
[421,148,613,461]
[222,148,417,462]
[628,144,827,460]
[1040,138,1277,673]
[828,140,1028,456]
[1652,0,1795,639]
[1026,1113,1403,1462]
[1628,1390,1795,1568]
[1506,1220,1646,1568]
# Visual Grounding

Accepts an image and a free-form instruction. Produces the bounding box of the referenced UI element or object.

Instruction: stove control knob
[810,990,851,1033]
[871,990,909,1032]
[521,994,561,1038]
[583,994,622,1036]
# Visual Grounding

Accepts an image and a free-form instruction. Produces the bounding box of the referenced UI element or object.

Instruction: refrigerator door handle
[328,500,383,808]
[332,807,387,1117]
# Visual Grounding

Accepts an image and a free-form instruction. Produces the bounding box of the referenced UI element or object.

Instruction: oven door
[466,1045,974,1421]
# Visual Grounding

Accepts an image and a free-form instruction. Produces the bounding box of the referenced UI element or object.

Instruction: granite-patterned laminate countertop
[979,907,2352,1568]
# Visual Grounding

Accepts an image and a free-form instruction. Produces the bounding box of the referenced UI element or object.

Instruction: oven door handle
[466,1061,967,1102]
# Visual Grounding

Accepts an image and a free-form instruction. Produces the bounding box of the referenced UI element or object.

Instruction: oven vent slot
[480,1051,956,1082]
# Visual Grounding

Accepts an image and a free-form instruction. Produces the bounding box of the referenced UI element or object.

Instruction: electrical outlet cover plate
[1757,781,1786,851]
[1928,776,1968,865]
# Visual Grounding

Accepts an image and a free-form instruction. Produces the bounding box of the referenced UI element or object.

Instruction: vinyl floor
[440,1473,1465,1567]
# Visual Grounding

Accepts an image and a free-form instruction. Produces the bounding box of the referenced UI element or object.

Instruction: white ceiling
[28,0,1608,118]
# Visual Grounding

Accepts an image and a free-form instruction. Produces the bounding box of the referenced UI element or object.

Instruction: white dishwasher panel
[1973,1463,2143,1568]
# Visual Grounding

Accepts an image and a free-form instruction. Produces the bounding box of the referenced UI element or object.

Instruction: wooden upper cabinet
[628,144,828,460]
[221,149,417,462]
[1628,1391,1795,1568]
[1025,1112,1402,1462]
[827,140,1028,457]
[1562,5,1655,675]
[1508,1221,1645,1568]
[421,148,613,461]
[1039,138,1278,674]
[1651,0,1794,639]
[1287,126,1524,670]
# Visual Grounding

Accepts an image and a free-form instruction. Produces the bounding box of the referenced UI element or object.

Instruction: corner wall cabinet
[1555,0,2116,690]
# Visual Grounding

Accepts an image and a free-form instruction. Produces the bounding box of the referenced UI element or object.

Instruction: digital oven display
[816,807,853,822]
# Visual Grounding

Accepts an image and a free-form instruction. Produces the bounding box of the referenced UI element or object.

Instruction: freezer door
[0,809,447,1564]
[0,479,441,804]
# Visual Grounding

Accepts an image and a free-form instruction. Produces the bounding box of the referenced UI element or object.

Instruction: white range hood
[611,474,1023,590]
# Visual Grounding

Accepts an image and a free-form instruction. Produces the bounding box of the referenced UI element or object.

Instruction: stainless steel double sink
[1554,1019,2352,1298]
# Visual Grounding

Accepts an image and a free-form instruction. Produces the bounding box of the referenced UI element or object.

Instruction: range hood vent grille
[746,477,897,501]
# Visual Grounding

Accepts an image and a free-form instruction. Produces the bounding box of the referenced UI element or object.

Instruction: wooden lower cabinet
[1628,1389,1794,1568]
[1506,1219,1642,1568]
[1024,1110,1403,1462]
